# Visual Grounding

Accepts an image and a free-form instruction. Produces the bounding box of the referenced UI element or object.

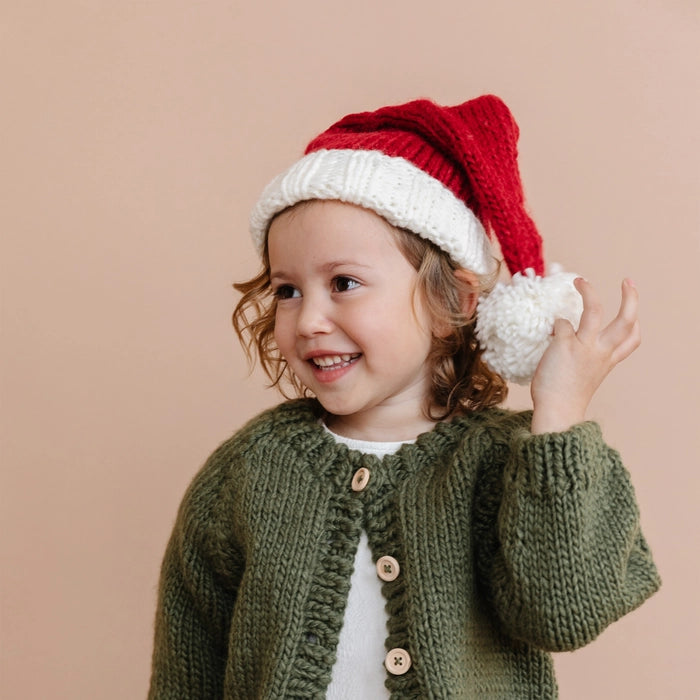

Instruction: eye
[332,276,360,293]
[273,284,300,300]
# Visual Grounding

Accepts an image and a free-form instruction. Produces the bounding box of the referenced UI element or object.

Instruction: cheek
[273,312,292,353]
[384,293,432,339]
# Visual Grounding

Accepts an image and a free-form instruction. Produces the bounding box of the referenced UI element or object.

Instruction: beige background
[2,1,699,698]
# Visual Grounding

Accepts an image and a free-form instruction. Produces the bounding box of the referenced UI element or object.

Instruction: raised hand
[530,278,641,434]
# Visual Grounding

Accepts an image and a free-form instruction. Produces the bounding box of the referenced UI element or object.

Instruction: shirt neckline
[321,420,415,456]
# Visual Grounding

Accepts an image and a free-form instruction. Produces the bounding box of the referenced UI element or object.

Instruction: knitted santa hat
[249,95,582,384]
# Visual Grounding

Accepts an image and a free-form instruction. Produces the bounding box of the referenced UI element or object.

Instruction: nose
[296,295,334,338]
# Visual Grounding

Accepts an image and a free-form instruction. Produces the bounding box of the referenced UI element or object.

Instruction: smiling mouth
[309,353,361,370]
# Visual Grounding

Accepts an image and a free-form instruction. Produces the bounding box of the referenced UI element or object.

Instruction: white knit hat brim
[249,149,495,275]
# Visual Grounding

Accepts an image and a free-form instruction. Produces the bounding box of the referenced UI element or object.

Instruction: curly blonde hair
[232,204,507,419]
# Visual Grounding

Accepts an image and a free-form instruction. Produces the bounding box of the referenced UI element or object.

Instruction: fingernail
[625,278,636,288]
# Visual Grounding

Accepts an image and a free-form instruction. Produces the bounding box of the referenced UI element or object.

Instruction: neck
[324,407,438,442]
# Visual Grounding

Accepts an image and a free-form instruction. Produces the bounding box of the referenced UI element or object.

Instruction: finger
[601,279,640,350]
[610,319,641,365]
[574,277,604,340]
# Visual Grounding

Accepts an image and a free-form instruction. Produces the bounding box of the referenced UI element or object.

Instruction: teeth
[311,353,359,368]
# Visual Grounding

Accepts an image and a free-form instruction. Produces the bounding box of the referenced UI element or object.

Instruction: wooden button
[376,555,400,582]
[385,648,412,675]
[351,467,370,492]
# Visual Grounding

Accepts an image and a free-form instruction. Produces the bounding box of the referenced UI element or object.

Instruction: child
[148,95,660,698]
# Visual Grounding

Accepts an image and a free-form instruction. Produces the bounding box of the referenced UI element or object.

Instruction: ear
[454,269,480,318]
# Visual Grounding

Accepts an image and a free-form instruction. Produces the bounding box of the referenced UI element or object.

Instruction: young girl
[149,95,660,698]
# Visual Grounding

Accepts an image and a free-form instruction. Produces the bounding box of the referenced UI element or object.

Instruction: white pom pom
[475,266,583,384]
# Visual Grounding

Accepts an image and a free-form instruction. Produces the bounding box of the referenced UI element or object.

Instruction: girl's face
[268,200,436,441]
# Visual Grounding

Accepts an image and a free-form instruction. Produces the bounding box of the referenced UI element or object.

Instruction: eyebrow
[270,260,373,280]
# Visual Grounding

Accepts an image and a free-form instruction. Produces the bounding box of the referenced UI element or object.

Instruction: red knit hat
[249,95,582,384]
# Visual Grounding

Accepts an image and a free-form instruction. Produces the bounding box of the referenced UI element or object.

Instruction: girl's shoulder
[177,399,324,517]
[195,399,326,476]
[218,398,325,454]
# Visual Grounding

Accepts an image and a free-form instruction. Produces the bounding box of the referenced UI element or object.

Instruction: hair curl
[232,204,508,420]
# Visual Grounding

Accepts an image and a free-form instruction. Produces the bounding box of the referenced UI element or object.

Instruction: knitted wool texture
[149,400,660,699]
[307,96,542,276]
[250,95,542,277]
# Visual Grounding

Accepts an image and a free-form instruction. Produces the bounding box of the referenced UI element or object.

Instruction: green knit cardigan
[149,399,660,699]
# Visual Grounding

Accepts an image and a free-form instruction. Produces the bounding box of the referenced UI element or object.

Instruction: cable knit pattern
[149,400,660,699]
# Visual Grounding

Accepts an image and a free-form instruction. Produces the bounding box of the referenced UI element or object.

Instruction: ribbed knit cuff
[506,421,609,495]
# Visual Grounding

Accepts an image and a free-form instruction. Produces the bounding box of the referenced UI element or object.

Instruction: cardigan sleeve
[474,420,661,652]
[148,451,244,699]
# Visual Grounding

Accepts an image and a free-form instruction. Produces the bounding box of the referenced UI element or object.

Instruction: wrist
[530,406,586,434]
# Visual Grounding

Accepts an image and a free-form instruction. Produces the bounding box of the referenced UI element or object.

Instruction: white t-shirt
[323,426,413,700]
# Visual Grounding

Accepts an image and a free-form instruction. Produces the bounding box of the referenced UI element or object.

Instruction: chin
[313,394,364,419]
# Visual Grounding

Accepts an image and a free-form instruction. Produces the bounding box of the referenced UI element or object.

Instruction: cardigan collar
[262,398,482,488]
